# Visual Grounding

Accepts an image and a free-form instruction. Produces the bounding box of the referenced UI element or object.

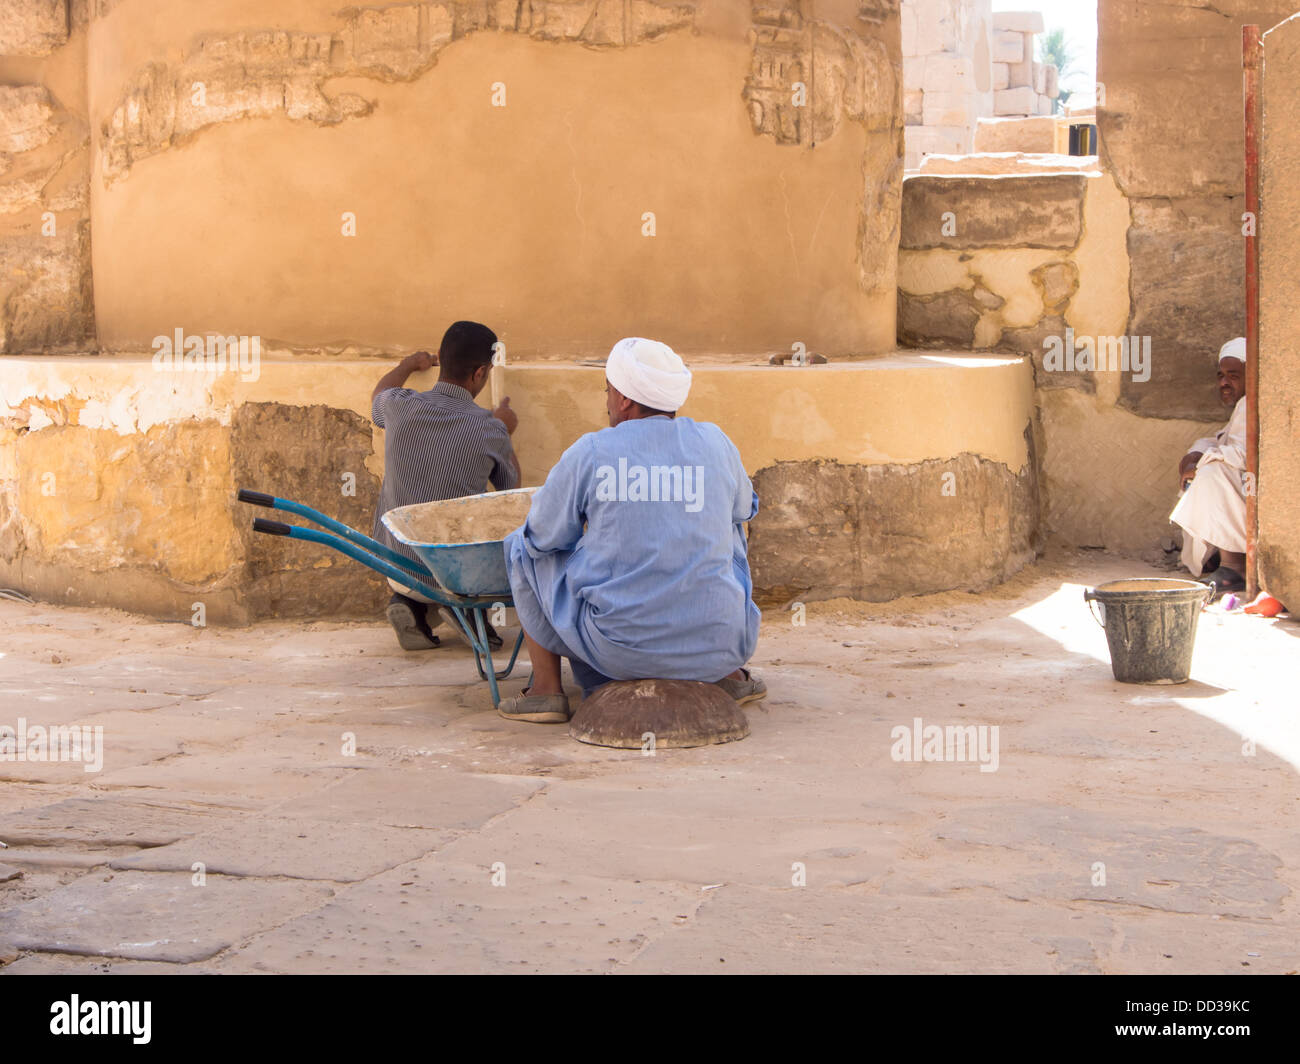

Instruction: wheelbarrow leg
[473,607,502,709]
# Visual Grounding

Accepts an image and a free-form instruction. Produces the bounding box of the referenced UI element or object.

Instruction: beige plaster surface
[0,348,1033,481]
[1,550,1297,973]
[0,351,1033,616]
[1036,389,1219,551]
[88,5,899,357]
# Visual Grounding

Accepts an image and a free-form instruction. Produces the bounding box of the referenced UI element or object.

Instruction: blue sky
[992,0,1098,92]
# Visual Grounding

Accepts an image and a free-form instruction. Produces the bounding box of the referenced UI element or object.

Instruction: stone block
[899,173,1087,250]
[993,12,1045,34]
[996,315,1095,393]
[1007,45,1034,89]
[904,124,968,164]
[1045,65,1059,98]
[1121,196,1246,419]
[109,816,451,882]
[901,2,918,56]
[230,403,387,619]
[903,55,925,91]
[922,54,976,95]
[913,2,959,55]
[904,89,923,124]
[1033,61,1046,94]
[993,30,1024,64]
[0,0,67,56]
[0,85,56,154]
[922,91,975,129]
[993,62,1010,90]
[1032,260,1080,312]
[0,223,94,353]
[918,152,1099,176]
[994,86,1038,115]
[897,287,982,347]
[0,871,333,963]
[1098,0,1298,201]
[973,116,1058,153]
[748,452,1039,605]
[1037,94,1054,116]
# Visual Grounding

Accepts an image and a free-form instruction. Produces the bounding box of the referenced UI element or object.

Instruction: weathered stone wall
[86,0,903,359]
[901,4,1058,169]
[747,446,1039,605]
[896,165,1223,550]
[1258,13,1300,609]
[0,353,1036,620]
[902,0,993,167]
[1097,0,1297,420]
[0,0,95,354]
[988,11,1057,118]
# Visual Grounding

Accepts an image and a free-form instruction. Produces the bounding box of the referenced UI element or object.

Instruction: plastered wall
[0,353,1035,620]
[86,0,903,359]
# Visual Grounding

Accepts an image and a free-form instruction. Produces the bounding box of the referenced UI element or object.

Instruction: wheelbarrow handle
[236,487,429,579]
[252,518,292,536]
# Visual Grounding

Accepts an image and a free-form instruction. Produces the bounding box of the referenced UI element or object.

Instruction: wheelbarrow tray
[381,487,537,598]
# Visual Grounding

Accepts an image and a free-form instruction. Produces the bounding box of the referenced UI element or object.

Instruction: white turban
[1218,336,1247,364]
[605,337,692,412]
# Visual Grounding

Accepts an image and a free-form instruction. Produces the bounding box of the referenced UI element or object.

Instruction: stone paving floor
[0,550,1297,974]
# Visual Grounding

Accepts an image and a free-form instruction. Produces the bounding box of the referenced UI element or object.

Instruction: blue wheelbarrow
[237,487,537,708]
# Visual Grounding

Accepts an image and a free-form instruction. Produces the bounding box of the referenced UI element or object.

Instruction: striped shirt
[372,381,520,563]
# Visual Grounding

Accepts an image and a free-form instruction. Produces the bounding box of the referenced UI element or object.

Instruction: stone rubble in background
[903,2,1059,169]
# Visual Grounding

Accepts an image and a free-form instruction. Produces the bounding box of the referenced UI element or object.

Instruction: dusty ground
[0,550,1297,975]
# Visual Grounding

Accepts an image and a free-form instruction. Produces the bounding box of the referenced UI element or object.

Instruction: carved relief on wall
[100,1,698,181]
[744,1,898,146]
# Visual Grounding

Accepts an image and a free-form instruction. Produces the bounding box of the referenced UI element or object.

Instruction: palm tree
[1038,27,1080,114]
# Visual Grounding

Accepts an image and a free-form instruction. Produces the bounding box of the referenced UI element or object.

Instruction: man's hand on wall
[493,396,518,434]
[373,349,437,398]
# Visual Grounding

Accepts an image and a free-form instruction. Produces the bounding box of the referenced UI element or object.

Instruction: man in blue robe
[500,337,765,723]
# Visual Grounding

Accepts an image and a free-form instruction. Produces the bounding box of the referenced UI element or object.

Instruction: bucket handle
[1084,585,1214,628]
[1083,589,1106,628]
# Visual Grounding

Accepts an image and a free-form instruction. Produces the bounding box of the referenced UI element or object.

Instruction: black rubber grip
[238,489,275,507]
[252,518,292,537]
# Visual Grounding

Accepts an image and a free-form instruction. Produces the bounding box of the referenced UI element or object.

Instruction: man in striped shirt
[372,321,521,650]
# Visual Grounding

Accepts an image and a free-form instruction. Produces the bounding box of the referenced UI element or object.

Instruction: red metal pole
[1243,25,1261,600]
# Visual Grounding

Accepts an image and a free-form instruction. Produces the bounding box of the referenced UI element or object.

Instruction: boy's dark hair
[438,321,497,381]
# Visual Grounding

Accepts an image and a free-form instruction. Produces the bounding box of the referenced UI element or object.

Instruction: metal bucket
[1083,578,1212,684]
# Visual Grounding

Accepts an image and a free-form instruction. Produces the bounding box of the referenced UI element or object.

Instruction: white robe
[1170,396,1248,576]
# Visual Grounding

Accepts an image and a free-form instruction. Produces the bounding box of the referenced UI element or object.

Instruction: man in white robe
[1170,337,1248,591]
